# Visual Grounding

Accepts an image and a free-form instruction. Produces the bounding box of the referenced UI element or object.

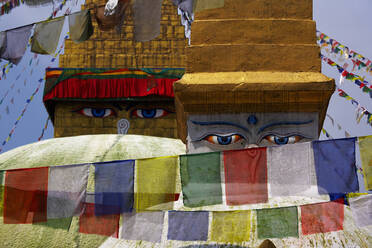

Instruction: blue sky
[0,0,371,153]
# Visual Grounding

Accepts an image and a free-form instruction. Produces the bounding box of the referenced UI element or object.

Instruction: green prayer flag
[34,217,73,231]
[180,152,222,207]
[68,10,94,43]
[257,207,299,239]
[31,17,65,55]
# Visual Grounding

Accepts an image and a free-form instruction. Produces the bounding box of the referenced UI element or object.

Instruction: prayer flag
[4,167,48,224]
[31,17,65,54]
[0,171,4,215]
[135,156,179,211]
[94,0,128,31]
[180,152,222,207]
[121,211,164,243]
[34,217,72,231]
[47,164,89,219]
[94,160,134,215]
[358,136,372,191]
[167,211,209,241]
[0,25,32,64]
[68,10,94,43]
[133,0,163,41]
[268,142,317,197]
[79,203,120,237]
[312,138,359,194]
[257,207,298,239]
[348,195,372,227]
[211,211,253,243]
[224,148,268,205]
[0,32,5,55]
[301,199,344,235]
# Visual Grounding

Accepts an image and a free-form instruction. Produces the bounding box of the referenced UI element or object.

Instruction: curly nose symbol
[117,119,130,134]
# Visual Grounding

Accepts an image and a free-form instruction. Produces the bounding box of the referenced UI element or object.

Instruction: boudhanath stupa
[0,0,370,247]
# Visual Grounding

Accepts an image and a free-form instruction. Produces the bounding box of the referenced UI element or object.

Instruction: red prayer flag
[79,203,120,237]
[301,199,344,235]
[4,167,48,224]
[224,147,268,205]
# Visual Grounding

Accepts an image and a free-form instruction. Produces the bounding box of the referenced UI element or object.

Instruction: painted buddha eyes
[131,108,171,119]
[76,108,116,118]
[202,134,304,146]
[203,134,244,145]
[264,134,304,145]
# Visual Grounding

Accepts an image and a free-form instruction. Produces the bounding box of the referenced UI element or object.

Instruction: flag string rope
[0,78,43,152]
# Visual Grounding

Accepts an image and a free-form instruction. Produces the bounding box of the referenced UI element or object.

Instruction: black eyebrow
[191,120,250,133]
[258,120,314,133]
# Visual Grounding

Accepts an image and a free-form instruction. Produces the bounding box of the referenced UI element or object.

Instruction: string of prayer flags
[79,202,120,237]
[3,167,48,224]
[47,164,89,219]
[301,199,344,235]
[358,136,372,191]
[0,25,32,64]
[211,211,253,243]
[180,152,222,207]
[0,78,44,152]
[268,142,317,197]
[133,0,163,41]
[256,207,298,239]
[348,194,372,227]
[312,138,359,194]
[31,17,65,55]
[224,148,268,205]
[135,156,179,211]
[337,89,372,126]
[317,31,372,75]
[167,211,209,241]
[0,0,23,16]
[94,160,134,215]
[38,116,50,141]
[68,10,94,43]
[321,54,372,97]
[47,0,67,20]
[121,211,165,243]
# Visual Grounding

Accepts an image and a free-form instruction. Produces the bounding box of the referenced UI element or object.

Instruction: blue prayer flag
[94,160,134,215]
[312,138,359,194]
[167,211,209,241]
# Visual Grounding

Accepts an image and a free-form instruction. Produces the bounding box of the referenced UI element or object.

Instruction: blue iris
[274,136,289,145]
[217,136,232,145]
[92,108,105,117]
[141,109,156,118]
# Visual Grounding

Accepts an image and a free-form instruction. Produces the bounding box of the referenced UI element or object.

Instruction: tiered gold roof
[174,0,335,142]
[59,0,187,68]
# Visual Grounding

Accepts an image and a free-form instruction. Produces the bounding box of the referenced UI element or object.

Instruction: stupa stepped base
[174,71,334,142]
[186,44,321,73]
[191,19,316,45]
[195,0,313,20]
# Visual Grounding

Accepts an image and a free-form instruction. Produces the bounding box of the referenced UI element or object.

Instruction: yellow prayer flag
[358,136,372,191]
[211,211,253,243]
[135,156,179,211]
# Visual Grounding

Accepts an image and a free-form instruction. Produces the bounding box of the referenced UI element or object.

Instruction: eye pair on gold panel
[203,134,304,146]
[74,107,171,119]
